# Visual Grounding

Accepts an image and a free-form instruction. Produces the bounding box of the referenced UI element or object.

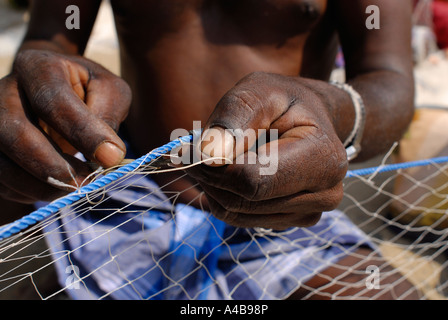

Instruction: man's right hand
[0,50,131,203]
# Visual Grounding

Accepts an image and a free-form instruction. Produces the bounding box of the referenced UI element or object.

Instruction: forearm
[300,69,414,163]
[18,40,77,55]
[326,0,415,162]
[346,70,414,162]
[17,0,102,56]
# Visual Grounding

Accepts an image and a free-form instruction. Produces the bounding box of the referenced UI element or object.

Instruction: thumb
[198,126,236,166]
[198,73,290,166]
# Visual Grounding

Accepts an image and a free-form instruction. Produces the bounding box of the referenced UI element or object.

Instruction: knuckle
[237,72,288,104]
[333,164,348,189]
[67,118,90,142]
[319,196,339,213]
[247,183,268,202]
[14,50,59,76]
[0,112,28,146]
[221,89,259,114]
[320,184,344,212]
[100,115,121,132]
[313,132,348,189]
[113,78,132,117]
[332,184,345,206]
[221,210,240,226]
[115,78,132,101]
[14,51,66,111]
[222,196,250,214]
[295,212,322,227]
[14,49,39,64]
[103,76,132,101]
[206,194,247,227]
[92,76,132,124]
[13,50,33,70]
[219,85,266,120]
[32,83,59,113]
[326,155,348,186]
[207,197,235,223]
[0,91,16,117]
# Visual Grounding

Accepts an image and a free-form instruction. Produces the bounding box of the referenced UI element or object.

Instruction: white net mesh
[0,107,447,300]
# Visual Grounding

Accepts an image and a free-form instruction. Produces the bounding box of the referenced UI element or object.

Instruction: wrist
[18,38,82,57]
[329,81,366,161]
[297,78,359,156]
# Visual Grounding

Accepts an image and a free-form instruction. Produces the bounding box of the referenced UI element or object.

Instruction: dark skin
[0,0,420,299]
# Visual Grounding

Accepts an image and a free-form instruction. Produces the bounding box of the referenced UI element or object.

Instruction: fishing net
[0,107,447,300]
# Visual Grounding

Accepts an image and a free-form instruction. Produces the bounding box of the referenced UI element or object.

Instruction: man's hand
[0,50,131,203]
[187,72,349,230]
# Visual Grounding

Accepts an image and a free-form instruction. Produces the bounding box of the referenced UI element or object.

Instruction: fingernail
[94,142,125,168]
[200,127,234,165]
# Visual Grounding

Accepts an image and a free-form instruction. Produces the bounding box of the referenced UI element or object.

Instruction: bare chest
[110,0,328,45]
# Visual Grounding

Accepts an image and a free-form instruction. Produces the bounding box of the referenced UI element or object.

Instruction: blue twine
[345,156,448,178]
[0,134,447,241]
[0,135,192,241]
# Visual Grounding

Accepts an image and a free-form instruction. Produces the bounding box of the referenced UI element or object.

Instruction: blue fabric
[42,171,373,300]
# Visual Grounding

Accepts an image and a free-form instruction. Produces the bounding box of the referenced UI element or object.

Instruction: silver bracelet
[330,81,366,161]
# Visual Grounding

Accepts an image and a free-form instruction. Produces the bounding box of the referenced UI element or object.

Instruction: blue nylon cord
[0,135,192,241]
[345,156,448,178]
[0,134,447,241]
